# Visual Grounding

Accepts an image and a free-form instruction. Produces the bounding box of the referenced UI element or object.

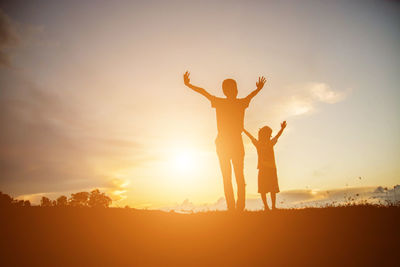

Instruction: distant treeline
[0,189,112,208]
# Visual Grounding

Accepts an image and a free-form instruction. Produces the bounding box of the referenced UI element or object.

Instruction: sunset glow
[0,0,399,209]
[1,1,398,265]
[172,150,196,172]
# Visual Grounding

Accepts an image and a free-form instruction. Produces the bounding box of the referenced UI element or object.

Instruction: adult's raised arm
[183,71,214,101]
[245,76,266,102]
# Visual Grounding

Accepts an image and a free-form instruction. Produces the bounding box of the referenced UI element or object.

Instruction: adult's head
[222,79,238,99]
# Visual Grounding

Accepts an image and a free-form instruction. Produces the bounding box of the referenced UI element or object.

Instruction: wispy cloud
[0,7,59,68]
[0,63,145,198]
[309,83,348,104]
[15,178,131,205]
[282,82,351,117]
[0,9,152,198]
[103,178,130,202]
[250,82,351,126]
[162,185,400,212]
[0,9,19,67]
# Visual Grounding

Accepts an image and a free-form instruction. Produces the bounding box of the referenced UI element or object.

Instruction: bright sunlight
[172,150,196,172]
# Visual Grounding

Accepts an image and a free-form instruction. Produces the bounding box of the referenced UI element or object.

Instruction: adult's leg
[271,192,276,210]
[232,155,245,211]
[217,155,235,211]
[260,193,268,210]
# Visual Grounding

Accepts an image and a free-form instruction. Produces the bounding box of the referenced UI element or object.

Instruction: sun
[172,150,196,172]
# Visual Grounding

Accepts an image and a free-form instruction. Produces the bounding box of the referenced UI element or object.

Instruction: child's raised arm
[243,129,258,146]
[272,121,287,144]
[183,71,214,101]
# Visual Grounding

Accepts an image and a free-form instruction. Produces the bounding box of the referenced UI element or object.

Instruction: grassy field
[1,206,399,266]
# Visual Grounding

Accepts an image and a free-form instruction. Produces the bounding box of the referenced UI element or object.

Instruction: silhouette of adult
[183,72,266,211]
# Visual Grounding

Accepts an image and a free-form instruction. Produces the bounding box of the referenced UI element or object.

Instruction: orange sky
[0,0,399,208]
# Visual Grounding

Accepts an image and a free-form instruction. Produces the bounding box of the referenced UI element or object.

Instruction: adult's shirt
[210,96,250,138]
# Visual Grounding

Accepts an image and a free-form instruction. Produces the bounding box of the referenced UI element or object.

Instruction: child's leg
[271,192,276,210]
[260,193,269,210]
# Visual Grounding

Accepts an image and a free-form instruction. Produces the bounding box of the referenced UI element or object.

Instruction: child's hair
[222,79,238,98]
[258,126,272,140]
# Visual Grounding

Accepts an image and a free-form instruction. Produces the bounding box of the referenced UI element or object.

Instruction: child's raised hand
[256,76,266,90]
[183,71,191,86]
[281,121,287,129]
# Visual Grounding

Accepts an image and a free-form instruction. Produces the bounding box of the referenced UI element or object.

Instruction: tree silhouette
[0,192,31,207]
[40,196,53,207]
[0,191,13,207]
[13,199,25,207]
[56,195,68,207]
[69,192,89,207]
[88,189,112,208]
[0,189,112,208]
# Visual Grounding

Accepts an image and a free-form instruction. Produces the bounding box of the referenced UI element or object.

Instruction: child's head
[258,126,272,141]
[222,79,238,98]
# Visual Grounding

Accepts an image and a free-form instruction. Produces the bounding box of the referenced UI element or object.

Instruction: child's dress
[255,137,280,193]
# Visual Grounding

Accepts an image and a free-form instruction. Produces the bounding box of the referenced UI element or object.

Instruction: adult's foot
[235,207,245,213]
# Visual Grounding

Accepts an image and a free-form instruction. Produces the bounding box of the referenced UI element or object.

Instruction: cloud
[283,82,350,117]
[309,83,347,104]
[162,185,400,212]
[0,67,148,197]
[15,178,131,205]
[251,82,351,125]
[14,185,399,207]
[102,178,130,202]
[0,10,150,199]
[0,9,20,67]
[16,191,60,204]
[0,8,58,68]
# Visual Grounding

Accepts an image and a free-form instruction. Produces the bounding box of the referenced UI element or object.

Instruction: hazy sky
[0,0,399,208]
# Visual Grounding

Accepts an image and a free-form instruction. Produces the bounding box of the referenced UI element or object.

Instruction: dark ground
[1,206,399,266]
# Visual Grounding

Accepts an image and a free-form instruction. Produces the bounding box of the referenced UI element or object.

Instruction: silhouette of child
[243,121,287,210]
